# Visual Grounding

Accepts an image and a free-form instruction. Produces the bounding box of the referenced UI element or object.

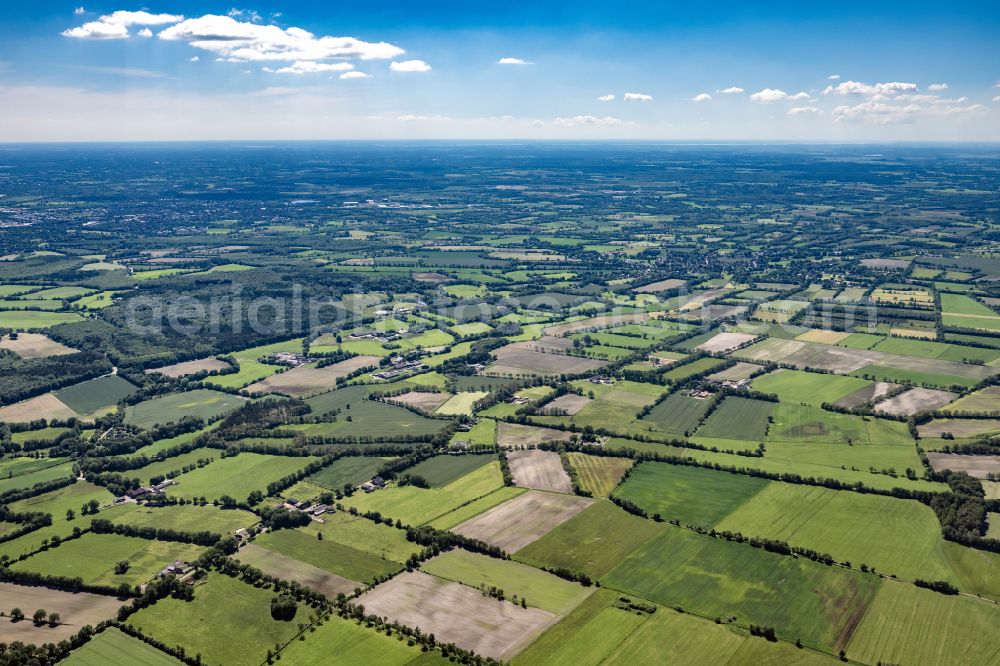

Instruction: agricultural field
[123,389,246,428]
[453,490,594,553]
[357,571,557,660]
[565,452,633,496]
[62,627,184,666]
[2,143,1000,664]
[613,463,770,527]
[11,533,206,587]
[127,574,303,665]
[0,583,124,644]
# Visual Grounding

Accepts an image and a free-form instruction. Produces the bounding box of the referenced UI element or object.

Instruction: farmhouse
[159,561,195,578]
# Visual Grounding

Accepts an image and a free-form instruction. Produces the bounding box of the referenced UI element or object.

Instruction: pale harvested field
[514,336,575,353]
[890,327,937,340]
[245,356,379,396]
[927,453,1000,479]
[0,333,77,358]
[918,419,1000,438]
[145,357,232,378]
[695,331,757,353]
[541,394,593,415]
[485,347,606,377]
[358,571,557,660]
[387,390,453,411]
[733,337,807,362]
[875,388,958,417]
[0,583,123,642]
[633,278,686,293]
[497,422,573,447]
[861,258,910,270]
[543,313,651,336]
[707,362,762,382]
[941,386,1000,414]
[0,393,79,423]
[795,329,852,345]
[834,381,900,409]
[453,490,594,553]
[507,449,573,493]
[781,343,879,373]
[234,543,358,598]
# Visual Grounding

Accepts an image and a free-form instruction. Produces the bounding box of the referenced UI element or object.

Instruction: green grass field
[0,310,84,330]
[166,452,319,500]
[713,484,987,587]
[343,462,504,525]
[304,456,386,490]
[767,403,914,446]
[421,549,593,614]
[127,573,302,665]
[427,486,526,530]
[0,459,75,496]
[566,453,632,497]
[105,504,259,535]
[12,532,205,586]
[640,392,714,436]
[405,453,495,487]
[752,369,871,406]
[846,580,1000,666]
[63,627,183,666]
[612,462,770,527]
[694,397,774,441]
[603,525,883,651]
[299,510,420,563]
[288,400,447,440]
[124,389,245,429]
[55,375,137,415]
[276,613,435,665]
[253,526,402,583]
[516,500,665,577]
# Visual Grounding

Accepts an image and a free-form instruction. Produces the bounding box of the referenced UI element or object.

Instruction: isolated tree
[48,612,61,627]
[10,608,24,622]
[270,593,297,621]
[32,609,47,626]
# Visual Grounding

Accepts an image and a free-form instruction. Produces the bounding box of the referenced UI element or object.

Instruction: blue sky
[1,1,999,140]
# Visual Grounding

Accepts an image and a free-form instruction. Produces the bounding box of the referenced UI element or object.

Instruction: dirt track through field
[358,571,556,660]
[453,490,593,552]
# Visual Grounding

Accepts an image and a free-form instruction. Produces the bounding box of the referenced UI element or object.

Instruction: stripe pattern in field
[453,490,594,553]
[357,570,557,660]
[507,449,573,493]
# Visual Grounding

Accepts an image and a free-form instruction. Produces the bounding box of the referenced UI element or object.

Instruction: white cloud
[717,86,744,94]
[62,21,129,39]
[158,14,403,62]
[623,92,652,102]
[390,59,431,72]
[397,114,449,122]
[553,115,622,127]
[266,61,354,75]
[994,95,1000,103]
[340,71,370,79]
[928,83,948,91]
[691,93,712,102]
[498,57,531,65]
[74,7,85,15]
[823,80,918,96]
[832,101,922,124]
[788,106,822,115]
[63,10,184,39]
[750,88,810,103]
[137,28,153,38]
[596,94,615,102]
[189,56,200,62]
[827,74,841,80]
